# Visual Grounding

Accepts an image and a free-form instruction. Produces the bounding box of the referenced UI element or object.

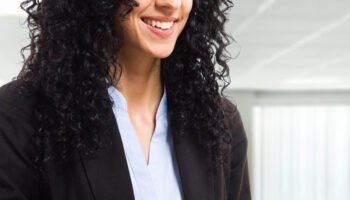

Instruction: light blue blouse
[107,85,184,200]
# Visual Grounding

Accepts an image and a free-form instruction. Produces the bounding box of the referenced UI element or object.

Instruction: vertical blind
[252,105,350,200]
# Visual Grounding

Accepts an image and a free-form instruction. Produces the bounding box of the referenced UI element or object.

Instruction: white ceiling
[0,0,349,90]
[226,0,350,90]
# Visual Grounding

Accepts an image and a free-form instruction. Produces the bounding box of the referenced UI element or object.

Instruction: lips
[141,17,176,37]
[140,16,178,30]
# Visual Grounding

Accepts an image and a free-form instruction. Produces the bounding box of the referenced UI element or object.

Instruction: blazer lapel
[170,114,215,200]
[79,105,135,200]
[78,87,215,200]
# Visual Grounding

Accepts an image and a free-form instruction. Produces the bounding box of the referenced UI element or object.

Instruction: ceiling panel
[226,0,350,90]
[0,0,349,91]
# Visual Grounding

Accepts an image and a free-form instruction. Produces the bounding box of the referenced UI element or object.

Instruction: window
[252,104,350,200]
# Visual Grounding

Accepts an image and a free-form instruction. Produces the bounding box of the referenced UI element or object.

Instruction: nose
[155,0,181,9]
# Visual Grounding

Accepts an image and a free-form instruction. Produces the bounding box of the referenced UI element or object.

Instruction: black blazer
[0,79,251,200]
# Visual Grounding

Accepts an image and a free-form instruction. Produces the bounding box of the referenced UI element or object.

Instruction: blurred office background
[0,0,349,200]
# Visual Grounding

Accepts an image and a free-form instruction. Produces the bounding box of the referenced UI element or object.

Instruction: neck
[109,48,163,118]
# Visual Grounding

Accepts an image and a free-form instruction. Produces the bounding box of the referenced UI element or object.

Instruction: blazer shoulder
[220,97,238,116]
[220,97,247,145]
[0,79,41,199]
[0,79,38,117]
[0,78,22,99]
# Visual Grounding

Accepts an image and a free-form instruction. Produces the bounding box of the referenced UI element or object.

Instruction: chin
[146,47,175,58]
[155,51,173,58]
[156,52,173,58]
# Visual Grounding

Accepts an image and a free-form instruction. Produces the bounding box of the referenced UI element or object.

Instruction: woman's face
[116,0,193,58]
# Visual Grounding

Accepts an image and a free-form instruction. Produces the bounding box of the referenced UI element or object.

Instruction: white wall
[0,16,28,85]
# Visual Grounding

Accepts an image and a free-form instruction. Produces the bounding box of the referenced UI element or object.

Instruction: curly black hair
[16,0,235,173]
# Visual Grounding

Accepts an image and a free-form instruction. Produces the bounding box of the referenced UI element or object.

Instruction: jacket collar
[169,117,215,200]
[79,88,215,200]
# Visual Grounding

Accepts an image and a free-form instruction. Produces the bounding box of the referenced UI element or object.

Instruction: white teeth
[143,18,174,30]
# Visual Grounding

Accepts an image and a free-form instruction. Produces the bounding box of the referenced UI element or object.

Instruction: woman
[0,0,251,199]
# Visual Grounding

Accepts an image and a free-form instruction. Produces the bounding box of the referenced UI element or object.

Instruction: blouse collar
[107,82,167,120]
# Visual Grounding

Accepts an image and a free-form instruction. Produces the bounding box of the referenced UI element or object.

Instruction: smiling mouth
[141,17,177,30]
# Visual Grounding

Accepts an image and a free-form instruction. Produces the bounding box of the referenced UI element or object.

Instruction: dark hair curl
[17,0,236,173]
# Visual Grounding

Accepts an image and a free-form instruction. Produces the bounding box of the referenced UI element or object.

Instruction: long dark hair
[17,0,235,172]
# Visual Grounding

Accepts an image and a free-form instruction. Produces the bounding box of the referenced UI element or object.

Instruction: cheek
[117,15,139,41]
[183,0,193,16]
[181,1,193,28]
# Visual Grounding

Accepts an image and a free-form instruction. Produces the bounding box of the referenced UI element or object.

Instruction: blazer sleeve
[0,99,40,200]
[225,100,252,200]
